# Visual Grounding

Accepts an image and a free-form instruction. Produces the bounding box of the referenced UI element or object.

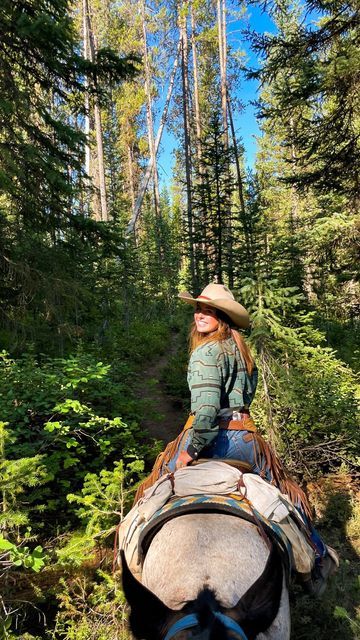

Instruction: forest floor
[134,338,360,640]
[135,330,186,445]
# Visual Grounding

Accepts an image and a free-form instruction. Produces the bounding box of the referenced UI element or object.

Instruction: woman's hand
[175,450,194,470]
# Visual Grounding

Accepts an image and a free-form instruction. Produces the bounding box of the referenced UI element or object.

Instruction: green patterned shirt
[186,338,258,458]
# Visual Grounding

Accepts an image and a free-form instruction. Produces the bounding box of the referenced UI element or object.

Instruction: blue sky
[156,4,277,188]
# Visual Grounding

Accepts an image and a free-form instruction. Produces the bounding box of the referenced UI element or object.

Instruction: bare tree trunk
[215,149,223,283]
[227,93,252,265]
[191,2,208,282]
[190,2,202,166]
[217,0,228,149]
[84,0,108,222]
[82,0,91,181]
[126,38,181,235]
[180,8,197,290]
[127,144,136,211]
[217,0,233,285]
[142,1,161,221]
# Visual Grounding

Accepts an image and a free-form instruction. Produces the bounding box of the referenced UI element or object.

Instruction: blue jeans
[203,429,272,480]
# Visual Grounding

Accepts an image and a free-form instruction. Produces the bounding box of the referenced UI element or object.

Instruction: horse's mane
[186,588,231,639]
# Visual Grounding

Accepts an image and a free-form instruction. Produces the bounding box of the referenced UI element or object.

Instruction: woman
[176,283,260,472]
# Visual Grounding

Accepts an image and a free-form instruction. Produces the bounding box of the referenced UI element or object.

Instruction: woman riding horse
[135,283,338,596]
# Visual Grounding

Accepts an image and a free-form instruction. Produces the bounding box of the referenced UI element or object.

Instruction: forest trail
[136,331,186,445]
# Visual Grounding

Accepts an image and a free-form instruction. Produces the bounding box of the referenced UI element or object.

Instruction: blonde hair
[189,315,255,375]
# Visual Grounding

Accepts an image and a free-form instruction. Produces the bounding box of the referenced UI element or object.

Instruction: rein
[164,611,248,640]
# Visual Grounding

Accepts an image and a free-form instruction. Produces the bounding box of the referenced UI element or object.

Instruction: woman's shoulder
[190,339,231,363]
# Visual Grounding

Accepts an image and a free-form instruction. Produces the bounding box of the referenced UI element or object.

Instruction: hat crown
[198,283,235,302]
[178,282,249,329]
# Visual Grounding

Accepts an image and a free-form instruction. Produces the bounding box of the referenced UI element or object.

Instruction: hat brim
[178,291,250,329]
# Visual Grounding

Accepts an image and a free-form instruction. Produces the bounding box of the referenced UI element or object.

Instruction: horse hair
[182,588,239,639]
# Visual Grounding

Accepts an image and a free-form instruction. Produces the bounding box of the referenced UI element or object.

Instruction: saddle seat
[191,458,252,473]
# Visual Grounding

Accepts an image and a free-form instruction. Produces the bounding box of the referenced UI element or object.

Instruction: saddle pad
[138,493,292,578]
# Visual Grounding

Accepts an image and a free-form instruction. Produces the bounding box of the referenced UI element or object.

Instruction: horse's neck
[142,513,269,611]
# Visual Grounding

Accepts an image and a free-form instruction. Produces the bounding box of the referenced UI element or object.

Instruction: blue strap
[163,614,198,640]
[163,611,248,639]
[215,611,248,639]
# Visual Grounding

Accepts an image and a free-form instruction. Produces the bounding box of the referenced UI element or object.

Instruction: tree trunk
[190,2,202,166]
[191,2,209,283]
[214,138,223,283]
[180,7,197,291]
[127,144,136,212]
[217,0,228,149]
[126,38,181,235]
[84,0,108,222]
[82,0,91,182]
[217,0,233,285]
[227,93,252,266]
[142,1,161,222]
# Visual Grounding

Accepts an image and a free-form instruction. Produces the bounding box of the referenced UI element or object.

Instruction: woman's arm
[186,342,223,460]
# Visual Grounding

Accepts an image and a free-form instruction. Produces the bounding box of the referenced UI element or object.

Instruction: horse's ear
[226,544,283,639]
[120,550,172,640]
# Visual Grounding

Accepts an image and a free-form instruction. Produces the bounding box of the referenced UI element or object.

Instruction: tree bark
[127,144,136,212]
[82,0,91,182]
[142,1,161,222]
[217,0,233,285]
[217,0,228,149]
[227,93,252,266]
[84,0,109,222]
[190,2,202,166]
[180,7,197,291]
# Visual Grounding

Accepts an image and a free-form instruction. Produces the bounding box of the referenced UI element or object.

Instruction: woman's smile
[194,304,219,334]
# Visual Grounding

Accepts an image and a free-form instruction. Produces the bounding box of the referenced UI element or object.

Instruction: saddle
[191,458,252,473]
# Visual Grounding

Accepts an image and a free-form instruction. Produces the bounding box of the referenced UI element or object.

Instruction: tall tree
[179,3,197,290]
[83,0,109,221]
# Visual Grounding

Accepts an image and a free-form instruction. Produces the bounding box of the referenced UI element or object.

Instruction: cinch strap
[163,611,248,640]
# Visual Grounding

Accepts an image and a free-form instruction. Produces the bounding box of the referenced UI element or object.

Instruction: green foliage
[48,570,131,640]
[67,460,143,535]
[0,349,149,526]
[0,421,48,531]
[55,459,143,568]
[0,536,45,573]
[250,0,360,200]
[241,277,360,470]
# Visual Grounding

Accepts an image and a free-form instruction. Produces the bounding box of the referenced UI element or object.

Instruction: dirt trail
[136,332,186,444]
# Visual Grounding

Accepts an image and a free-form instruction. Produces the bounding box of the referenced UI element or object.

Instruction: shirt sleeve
[186,342,223,458]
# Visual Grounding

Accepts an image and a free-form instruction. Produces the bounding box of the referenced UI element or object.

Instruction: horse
[121,512,291,639]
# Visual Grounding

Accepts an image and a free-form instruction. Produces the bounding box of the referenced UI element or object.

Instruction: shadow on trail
[291,481,359,639]
[136,329,187,445]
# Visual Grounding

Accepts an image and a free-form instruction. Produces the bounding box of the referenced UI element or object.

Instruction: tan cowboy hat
[179,283,250,329]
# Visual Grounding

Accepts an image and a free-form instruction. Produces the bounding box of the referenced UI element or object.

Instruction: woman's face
[194,303,219,334]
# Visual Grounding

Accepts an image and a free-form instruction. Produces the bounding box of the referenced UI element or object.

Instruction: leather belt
[219,414,257,432]
[185,412,257,433]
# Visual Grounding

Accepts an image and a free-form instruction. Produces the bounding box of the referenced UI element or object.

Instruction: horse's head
[120,543,283,640]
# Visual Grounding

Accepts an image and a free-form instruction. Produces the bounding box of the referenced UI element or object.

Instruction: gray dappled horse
[121,512,290,639]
